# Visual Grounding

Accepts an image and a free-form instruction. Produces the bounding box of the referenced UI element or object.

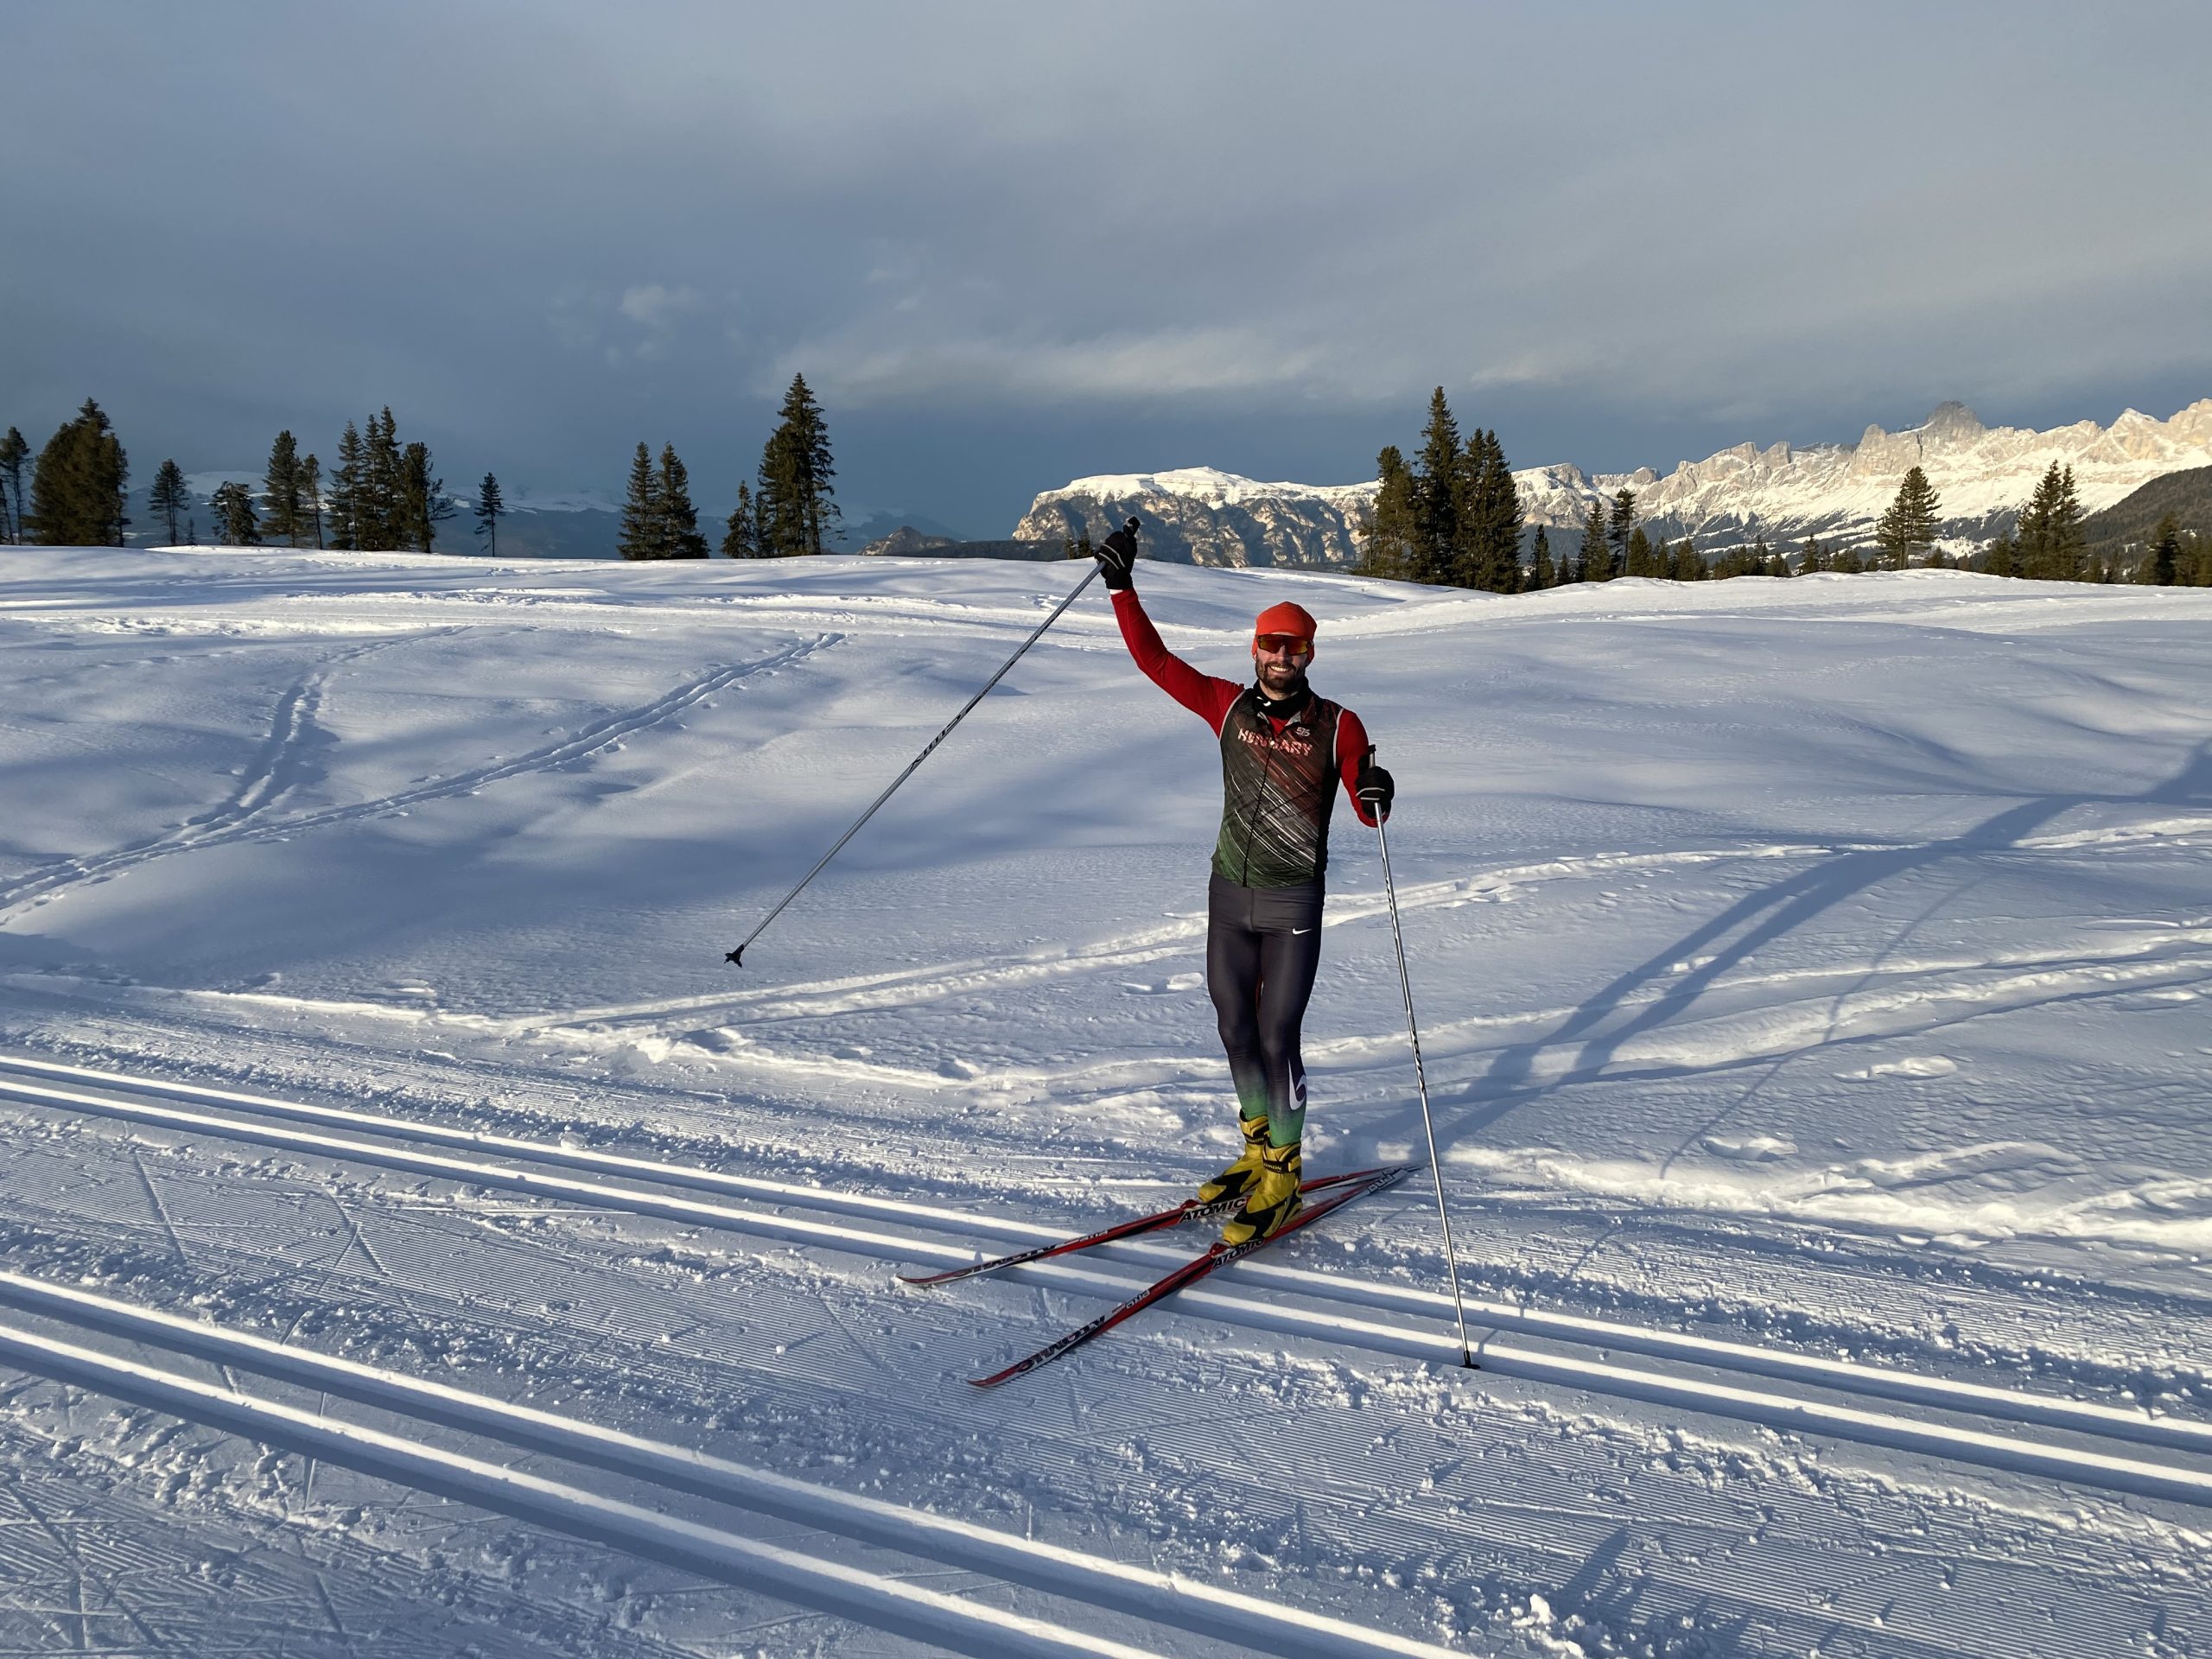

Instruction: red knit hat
[1253,601,1318,648]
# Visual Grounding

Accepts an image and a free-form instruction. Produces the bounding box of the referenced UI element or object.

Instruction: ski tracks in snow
[0,1275,1469,1659]
[0,631,429,915]
[3,1054,2209,1515]
[0,631,835,925]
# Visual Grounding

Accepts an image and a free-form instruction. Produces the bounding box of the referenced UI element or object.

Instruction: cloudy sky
[10,1,2210,537]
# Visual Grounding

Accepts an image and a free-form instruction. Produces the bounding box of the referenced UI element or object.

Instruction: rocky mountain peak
[1920,401,1986,441]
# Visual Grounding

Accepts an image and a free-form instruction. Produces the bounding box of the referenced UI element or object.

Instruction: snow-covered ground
[0,544,2207,1657]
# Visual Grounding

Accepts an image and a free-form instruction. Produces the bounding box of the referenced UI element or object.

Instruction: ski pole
[1373,809,1480,1369]
[725,519,1138,967]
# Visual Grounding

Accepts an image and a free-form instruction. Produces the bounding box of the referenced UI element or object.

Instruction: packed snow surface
[0,544,2209,1657]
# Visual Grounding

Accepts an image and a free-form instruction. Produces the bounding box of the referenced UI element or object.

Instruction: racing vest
[1212,688,1344,888]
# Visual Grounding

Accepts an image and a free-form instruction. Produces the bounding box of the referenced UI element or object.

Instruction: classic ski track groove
[0,1319,1176,1659]
[0,1276,1469,1659]
[4,1056,2209,1508]
[0,632,830,920]
[6,1173,2177,1659]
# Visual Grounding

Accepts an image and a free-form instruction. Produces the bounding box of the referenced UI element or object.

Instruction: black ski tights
[1205,874,1325,1148]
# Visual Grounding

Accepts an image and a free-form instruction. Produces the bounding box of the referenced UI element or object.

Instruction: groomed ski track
[5,1052,2207,1511]
[0,1283,1466,1659]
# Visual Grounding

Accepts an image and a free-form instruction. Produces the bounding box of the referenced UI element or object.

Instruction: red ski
[969,1165,1414,1387]
[898,1164,1399,1287]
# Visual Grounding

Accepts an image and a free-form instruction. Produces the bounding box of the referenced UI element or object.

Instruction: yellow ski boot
[1198,1115,1272,1205]
[1221,1141,1302,1247]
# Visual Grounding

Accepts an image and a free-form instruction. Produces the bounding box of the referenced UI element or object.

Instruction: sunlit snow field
[0,544,2207,1658]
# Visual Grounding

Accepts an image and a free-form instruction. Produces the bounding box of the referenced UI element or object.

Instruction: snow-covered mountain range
[1015,399,2212,568]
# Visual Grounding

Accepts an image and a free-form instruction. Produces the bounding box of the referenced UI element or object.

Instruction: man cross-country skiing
[1093,523,1394,1247]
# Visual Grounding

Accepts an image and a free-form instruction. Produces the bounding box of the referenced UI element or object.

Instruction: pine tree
[1832,544,1866,575]
[618,442,663,560]
[1624,524,1655,579]
[1979,530,2018,578]
[149,459,191,544]
[357,408,403,550]
[211,480,260,546]
[2149,512,2182,587]
[1529,523,1554,589]
[328,421,364,550]
[1574,497,1605,584]
[474,473,504,556]
[658,444,709,559]
[2047,463,2088,581]
[1408,388,1462,585]
[1605,489,1637,581]
[1458,428,1522,592]
[721,482,760,557]
[753,426,798,557]
[1668,537,1703,582]
[1873,465,1942,569]
[397,441,450,553]
[2014,461,2087,581]
[755,373,839,556]
[0,427,29,543]
[25,398,130,546]
[302,454,324,549]
[1764,545,1791,578]
[264,429,306,547]
[1358,446,1417,580]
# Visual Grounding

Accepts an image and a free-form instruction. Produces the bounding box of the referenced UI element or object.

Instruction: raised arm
[1110,588,1242,732]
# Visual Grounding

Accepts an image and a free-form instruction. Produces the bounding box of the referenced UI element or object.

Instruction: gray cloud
[6,0,2208,535]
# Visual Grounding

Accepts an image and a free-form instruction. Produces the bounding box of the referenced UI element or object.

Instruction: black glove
[1093,517,1141,591]
[1355,757,1395,823]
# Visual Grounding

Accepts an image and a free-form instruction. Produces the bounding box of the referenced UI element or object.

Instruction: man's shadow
[1345,736,2212,1167]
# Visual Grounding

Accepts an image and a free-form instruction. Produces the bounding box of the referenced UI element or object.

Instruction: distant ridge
[859,526,1065,562]
[1015,399,2212,569]
[2082,464,2212,551]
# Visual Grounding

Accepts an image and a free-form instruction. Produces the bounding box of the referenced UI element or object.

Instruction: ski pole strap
[725,541,1125,967]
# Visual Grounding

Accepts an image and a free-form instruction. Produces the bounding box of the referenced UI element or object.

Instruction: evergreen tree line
[6,380,839,563]
[0,397,465,553]
[4,400,130,545]
[10,386,2202,583]
[1350,410,2209,588]
[620,373,838,561]
[203,409,454,552]
[1357,388,1523,589]
[1970,461,2209,585]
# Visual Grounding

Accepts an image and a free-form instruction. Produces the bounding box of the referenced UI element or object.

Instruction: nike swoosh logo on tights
[1291,927,1313,935]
